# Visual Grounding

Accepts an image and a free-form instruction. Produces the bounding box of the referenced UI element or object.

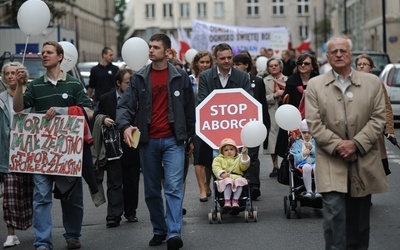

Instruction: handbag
[101,124,123,161]
[277,155,290,185]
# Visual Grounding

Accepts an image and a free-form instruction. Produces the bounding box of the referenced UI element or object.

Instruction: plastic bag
[101,124,123,161]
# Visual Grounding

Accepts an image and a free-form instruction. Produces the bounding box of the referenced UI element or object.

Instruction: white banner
[191,20,290,57]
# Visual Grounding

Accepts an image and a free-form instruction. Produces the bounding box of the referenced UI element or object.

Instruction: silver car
[380,63,400,120]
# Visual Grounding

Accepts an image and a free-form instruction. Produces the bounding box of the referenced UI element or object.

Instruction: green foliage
[115,0,128,57]
[3,0,72,25]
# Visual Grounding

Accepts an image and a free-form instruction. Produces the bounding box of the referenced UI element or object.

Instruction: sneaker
[303,192,313,198]
[167,236,183,250]
[149,234,167,246]
[3,235,20,248]
[126,215,138,223]
[223,199,231,208]
[66,240,81,249]
[231,199,241,214]
[232,199,239,207]
[314,192,322,198]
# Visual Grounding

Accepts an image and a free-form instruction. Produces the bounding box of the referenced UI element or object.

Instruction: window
[145,4,155,19]
[198,2,207,18]
[163,3,173,18]
[180,3,190,18]
[214,2,224,18]
[247,0,259,16]
[297,0,310,16]
[272,0,284,15]
[299,25,308,38]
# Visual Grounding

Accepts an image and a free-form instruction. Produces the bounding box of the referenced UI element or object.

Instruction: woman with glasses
[264,58,288,177]
[275,54,319,159]
[355,54,394,176]
[0,62,33,248]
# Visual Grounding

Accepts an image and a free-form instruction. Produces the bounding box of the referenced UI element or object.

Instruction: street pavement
[1,138,400,250]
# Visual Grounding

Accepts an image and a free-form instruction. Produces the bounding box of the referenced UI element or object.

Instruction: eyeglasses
[268,64,279,68]
[297,62,311,66]
[329,49,349,55]
[356,63,371,67]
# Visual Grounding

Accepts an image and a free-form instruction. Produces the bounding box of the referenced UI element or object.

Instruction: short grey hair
[326,35,353,56]
[266,57,284,73]
[1,61,29,84]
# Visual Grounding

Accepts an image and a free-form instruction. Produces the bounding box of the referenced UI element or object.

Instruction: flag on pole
[295,35,312,51]
[177,27,191,62]
[169,33,180,58]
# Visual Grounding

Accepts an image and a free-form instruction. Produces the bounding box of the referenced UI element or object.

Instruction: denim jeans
[33,174,83,249]
[139,137,184,240]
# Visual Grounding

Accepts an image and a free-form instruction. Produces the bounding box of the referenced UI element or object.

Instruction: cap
[219,138,238,154]
[300,119,309,132]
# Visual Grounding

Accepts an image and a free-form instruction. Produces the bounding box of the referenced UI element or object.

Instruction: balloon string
[21,35,29,66]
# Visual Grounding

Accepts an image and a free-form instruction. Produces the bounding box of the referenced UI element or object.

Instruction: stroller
[280,131,322,219]
[208,174,258,223]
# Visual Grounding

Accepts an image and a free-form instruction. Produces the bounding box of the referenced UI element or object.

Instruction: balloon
[275,104,302,131]
[256,56,268,73]
[59,41,78,72]
[121,37,149,71]
[184,49,198,64]
[240,121,267,147]
[17,0,51,36]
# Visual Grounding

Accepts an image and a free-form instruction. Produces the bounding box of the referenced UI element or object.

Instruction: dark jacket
[198,66,252,103]
[116,63,195,144]
[283,71,319,107]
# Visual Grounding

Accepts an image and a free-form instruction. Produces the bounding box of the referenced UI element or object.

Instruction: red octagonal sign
[196,88,262,149]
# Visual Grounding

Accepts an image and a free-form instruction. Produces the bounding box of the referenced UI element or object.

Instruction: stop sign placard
[196,88,262,149]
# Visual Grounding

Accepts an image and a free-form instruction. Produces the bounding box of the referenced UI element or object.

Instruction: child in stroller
[289,119,321,198]
[212,138,250,214]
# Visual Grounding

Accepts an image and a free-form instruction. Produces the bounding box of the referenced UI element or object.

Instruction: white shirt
[217,67,231,88]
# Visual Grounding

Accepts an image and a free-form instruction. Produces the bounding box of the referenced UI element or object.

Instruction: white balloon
[240,121,267,147]
[275,104,302,131]
[17,0,50,36]
[59,41,78,72]
[184,49,198,64]
[256,56,268,73]
[121,37,149,71]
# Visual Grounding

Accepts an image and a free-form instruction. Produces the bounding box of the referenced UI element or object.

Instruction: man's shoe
[251,187,261,200]
[35,246,49,250]
[3,235,20,248]
[149,234,167,246]
[66,240,81,249]
[106,220,120,228]
[269,168,278,177]
[167,237,183,250]
[126,215,138,223]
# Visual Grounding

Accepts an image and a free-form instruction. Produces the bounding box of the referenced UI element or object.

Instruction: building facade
[0,0,117,62]
[124,0,325,56]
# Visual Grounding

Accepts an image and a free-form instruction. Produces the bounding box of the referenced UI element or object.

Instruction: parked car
[380,63,400,120]
[352,51,391,76]
[0,51,84,85]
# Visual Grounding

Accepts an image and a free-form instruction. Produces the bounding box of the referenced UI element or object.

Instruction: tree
[114,0,128,57]
[313,18,331,49]
[3,0,72,25]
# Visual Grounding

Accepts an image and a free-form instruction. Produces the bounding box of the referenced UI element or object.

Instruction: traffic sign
[196,88,262,149]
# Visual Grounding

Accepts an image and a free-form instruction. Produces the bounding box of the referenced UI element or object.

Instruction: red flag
[177,27,191,62]
[295,35,311,51]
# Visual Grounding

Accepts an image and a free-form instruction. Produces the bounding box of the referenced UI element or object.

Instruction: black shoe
[182,208,187,215]
[251,187,261,200]
[106,220,120,228]
[167,237,183,250]
[199,197,208,202]
[269,168,278,177]
[126,215,138,223]
[149,234,167,246]
[66,240,81,249]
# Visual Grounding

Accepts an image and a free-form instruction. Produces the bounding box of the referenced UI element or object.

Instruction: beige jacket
[305,70,388,197]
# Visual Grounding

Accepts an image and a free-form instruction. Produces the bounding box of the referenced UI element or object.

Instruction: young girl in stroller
[289,119,321,198]
[212,138,250,213]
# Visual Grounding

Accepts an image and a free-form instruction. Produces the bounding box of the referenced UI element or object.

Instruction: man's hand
[103,118,114,127]
[336,140,357,160]
[123,126,138,147]
[44,107,57,120]
[16,67,27,86]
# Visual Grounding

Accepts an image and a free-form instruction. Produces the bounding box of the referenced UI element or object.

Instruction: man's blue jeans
[139,137,184,240]
[33,174,83,249]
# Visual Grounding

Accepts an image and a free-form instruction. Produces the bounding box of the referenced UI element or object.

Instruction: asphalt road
[1,135,400,250]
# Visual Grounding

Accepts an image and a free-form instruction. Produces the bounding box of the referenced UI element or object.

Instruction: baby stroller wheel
[295,200,302,219]
[217,212,222,223]
[253,210,258,222]
[244,210,249,222]
[208,212,213,224]
[286,201,291,219]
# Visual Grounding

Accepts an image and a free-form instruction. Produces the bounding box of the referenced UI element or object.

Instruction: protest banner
[191,19,290,57]
[8,113,84,177]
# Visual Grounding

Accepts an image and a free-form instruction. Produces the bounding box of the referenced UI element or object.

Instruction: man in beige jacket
[305,36,388,250]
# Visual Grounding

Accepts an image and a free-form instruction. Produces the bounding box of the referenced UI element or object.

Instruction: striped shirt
[23,72,92,113]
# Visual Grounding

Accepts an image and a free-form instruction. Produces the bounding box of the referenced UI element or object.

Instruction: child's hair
[219,138,238,154]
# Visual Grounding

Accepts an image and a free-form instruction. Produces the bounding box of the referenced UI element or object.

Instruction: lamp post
[382,0,387,53]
